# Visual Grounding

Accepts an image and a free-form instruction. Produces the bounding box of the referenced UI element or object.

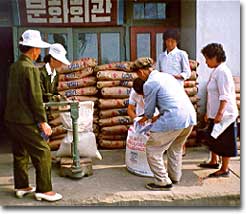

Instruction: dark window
[133,3,166,20]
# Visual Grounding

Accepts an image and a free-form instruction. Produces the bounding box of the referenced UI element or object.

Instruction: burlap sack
[237,100,240,110]
[50,133,67,141]
[58,76,96,91]
[101,87,131,98]
[98,134,127,140]
[48,139,62,151]
[184,80,197,88]
[101,125,129,135]
[185,87,198,96]
[233,76,240,84]
[99,116,132,127]
[94,61,134,72]
[59,86,98,97]
[99,139,126,149]
[236,93,240,100]
[189,95,200,104]
[97,70,138,81]
[97,80,133,89]
[58,67,94,81]
[98,98,129,109]
[48,116,62,127]
[188,71,197,80]
[60,58,97,73]
[51,125,67,136]
[67,96,98,103]
[99,108,128,119]
[234,82,240,93]
[189,59,199,70]
[93,123,99,133]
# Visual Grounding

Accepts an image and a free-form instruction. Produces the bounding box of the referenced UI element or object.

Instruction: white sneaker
[15,187,36,198]
[35,192,62,202]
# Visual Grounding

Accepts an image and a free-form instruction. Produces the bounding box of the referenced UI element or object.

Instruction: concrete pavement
[0,140,240,207]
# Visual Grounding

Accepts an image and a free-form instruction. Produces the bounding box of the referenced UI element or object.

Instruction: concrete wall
[196,0,240,116]
[180,0,196,60]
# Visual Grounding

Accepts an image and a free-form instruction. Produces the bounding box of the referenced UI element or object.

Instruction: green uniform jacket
[39,65,59,102]
[4,54,47,124]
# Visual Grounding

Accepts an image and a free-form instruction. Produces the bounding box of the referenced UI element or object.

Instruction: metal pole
[70,102,81,171]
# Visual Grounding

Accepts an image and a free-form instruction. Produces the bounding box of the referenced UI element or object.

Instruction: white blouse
[156,47,191,86]
[206,63,238,120]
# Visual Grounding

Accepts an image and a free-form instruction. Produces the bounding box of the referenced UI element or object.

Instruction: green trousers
[5,122,52,193]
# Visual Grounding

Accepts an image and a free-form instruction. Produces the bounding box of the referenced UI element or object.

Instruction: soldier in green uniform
[4,29,62,202]
[40,43,70,103]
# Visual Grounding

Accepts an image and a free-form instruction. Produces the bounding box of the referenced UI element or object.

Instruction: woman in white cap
[40,43,70,103]
[4,29,62,202]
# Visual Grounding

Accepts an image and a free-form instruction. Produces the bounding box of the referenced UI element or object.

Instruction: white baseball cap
[19,29,51,48]
[49,43,71,65]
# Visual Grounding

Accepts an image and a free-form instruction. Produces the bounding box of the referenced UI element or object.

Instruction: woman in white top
[199,43,238,178]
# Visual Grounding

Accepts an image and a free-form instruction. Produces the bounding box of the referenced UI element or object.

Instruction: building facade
[0,0,240,133]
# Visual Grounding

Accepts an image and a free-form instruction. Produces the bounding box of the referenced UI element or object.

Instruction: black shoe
[145,183,173,191]
[171,180,179,184]
[198,162,220,169]
[208,171,230,178]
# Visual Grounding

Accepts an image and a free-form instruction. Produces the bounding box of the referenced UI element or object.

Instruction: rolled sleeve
[180,52,191,80]
[217,70,231,102]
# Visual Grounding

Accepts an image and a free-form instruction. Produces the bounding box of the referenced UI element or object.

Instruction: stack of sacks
[233,76,240,139]
[95,61,137,149]
[57,58,98,103]
[47,106,67,151]
[57,57,99,140]
[233,76,240,113]
[184,60,200,147]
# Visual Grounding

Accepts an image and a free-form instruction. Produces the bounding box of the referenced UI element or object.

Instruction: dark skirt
[199,119,238,157]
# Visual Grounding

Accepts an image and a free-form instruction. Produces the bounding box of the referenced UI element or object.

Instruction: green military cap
[132,57,154,71]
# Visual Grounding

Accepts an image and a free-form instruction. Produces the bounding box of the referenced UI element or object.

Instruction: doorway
[130,26,167,61]
[0,27,14,133]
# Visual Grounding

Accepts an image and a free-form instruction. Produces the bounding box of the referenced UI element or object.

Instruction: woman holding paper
[199,43,238,177]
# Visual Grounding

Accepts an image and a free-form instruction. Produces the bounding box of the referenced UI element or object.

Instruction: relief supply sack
[60,101,94,132]
[125,124,153,177]
[56,131,102,160]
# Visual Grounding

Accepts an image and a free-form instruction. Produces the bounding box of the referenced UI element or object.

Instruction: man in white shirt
[156,29,191,86]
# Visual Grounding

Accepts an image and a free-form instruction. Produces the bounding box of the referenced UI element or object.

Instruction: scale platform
[60,157,93,178]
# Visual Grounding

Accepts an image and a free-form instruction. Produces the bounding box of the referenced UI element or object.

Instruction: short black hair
[163,28,180,42]
[43,54,52,63]
[201,43,226,63]
[18,36,33,53]
[133,78,145,95]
